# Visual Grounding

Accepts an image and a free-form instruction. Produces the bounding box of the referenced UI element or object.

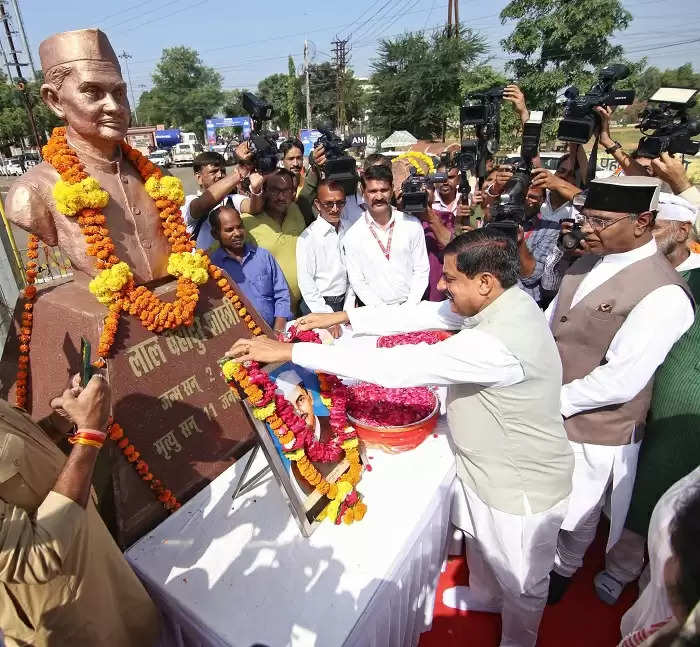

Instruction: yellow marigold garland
[391,151,436,174]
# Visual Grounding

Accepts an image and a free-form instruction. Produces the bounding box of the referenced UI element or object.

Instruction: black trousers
[299,294,346,315]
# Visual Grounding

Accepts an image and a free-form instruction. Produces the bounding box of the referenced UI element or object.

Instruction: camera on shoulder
[241,92,279,174]
[636,88,699,158]
[558,65,635,144]
[313,129,358,195]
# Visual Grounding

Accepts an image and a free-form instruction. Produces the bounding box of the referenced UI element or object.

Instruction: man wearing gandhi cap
[6,28,171,284]
[544,176,696,604]
[593,192,700,614]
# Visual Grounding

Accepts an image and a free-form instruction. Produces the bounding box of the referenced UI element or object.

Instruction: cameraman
[184,147,264,252]
[596,106,700,217]
[279,138,305,190]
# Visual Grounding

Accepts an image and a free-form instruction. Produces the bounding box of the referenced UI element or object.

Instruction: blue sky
[18,0,700,103]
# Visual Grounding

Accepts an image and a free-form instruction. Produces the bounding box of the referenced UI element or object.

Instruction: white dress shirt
[677,252,700,272]
[341,207,430,306]
[545,238,694,418]
[292,300,524,388]
[296,215,355,313]
[431,191,462,215]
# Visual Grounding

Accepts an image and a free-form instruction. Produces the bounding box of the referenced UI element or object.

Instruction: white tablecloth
[126,419,456,647]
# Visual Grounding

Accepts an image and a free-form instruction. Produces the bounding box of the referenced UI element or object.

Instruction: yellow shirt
[241,202,306,309]
[0,402,160,647]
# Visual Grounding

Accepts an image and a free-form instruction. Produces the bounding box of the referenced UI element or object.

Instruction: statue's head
[39,29,130,142]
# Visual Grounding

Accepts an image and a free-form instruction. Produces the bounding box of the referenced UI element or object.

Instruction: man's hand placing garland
[295,312,349,332]
[227,336,293,364]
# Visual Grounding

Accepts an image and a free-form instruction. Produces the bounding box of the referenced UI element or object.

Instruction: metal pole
[0,3,40,150]
[119,51,139,126]
[447,0,453,37]
[10,0,35,79]
[454,0,460,37]
[304,40,311,130]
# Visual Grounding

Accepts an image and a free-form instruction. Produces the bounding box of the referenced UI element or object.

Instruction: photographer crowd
[3,72,700,647]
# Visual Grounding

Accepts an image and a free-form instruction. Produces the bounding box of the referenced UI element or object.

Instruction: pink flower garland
[376,330,452,348]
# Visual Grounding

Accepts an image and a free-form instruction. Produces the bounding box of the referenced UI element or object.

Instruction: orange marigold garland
[14,234,39,409]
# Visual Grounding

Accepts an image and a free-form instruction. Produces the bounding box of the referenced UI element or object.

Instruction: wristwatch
[605,140,623,155]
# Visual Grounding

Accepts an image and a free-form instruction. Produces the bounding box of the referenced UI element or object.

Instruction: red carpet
[420,523,639,647]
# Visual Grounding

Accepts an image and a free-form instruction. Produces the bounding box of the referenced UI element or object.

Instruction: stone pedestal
[0,274,270,547]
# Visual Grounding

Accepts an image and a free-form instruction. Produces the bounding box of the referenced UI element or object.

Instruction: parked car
[171,142,203,167]
[5,157,24,176]
[148,149,172,168]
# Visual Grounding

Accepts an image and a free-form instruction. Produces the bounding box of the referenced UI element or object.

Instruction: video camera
[636,87,699,158]
[400,168,448,215]
[488,111,544,239]
[559,193,587,251]
[242,91,279,173]
[314,129,358,195]
[558,65,635,144]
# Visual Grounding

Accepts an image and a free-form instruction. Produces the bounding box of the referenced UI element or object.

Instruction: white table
[126,418,456,647]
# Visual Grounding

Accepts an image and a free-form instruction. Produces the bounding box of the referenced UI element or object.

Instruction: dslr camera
[242,91,279,173]
[558,65,635,143]
[636,87,699,158]
[400,168,448,215]
[487,111,544,239]
[314,129,358,195]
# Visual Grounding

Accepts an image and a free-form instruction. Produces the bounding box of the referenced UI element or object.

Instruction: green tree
[287,56,300,136]
[137,46,223,134]
[499,0,633,119]
[370,26,486,141]
[301,62,366,129]
[257,73,289,130]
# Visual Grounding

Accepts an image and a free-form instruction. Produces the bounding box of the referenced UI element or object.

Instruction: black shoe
[547,570,572,605]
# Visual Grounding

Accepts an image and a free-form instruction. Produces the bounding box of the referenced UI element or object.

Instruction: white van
[171,142,203,167]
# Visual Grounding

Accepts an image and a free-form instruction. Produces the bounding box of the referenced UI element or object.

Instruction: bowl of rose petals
[347,383,440,454]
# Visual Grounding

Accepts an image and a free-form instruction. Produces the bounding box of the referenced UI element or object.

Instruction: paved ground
[0,165,199,254]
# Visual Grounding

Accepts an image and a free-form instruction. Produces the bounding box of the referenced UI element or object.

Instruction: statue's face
[50,60,130,141]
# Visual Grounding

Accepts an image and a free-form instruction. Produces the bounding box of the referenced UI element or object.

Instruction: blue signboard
[205,116,252,147]
[300,129,323,157]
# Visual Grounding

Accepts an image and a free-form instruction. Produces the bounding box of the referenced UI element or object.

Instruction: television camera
[242,91,279,173]
[636,87,699,158]
[400,169,448,215]
[313,129,358,195]
[487,111,544,239]
[558,65,635,144]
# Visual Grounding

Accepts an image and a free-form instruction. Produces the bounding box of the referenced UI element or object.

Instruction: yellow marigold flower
[53,177,109,216]
[341,438,358,450]
[253,401,276,420]
[88,262,132,305]
[284,449,305,462]
[145,175,185,206]
[320,395,332,408]
[167,252,210,285]
[221,360,240,381]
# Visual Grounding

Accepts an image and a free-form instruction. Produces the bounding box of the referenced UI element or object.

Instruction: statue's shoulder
[9,161,60,198]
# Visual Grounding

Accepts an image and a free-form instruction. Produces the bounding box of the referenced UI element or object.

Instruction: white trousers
[554,439,641,578]
[452,481,568,647]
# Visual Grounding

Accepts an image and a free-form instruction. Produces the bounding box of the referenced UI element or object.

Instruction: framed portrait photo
[240,362,352,537]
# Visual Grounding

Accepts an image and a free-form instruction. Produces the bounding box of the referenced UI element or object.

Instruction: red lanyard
[366,214,395,260]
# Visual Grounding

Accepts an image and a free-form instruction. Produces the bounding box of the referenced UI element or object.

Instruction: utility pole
[0,1,41,151]
[447,0,453,37]
[447,0,459,37]
[10,0,35,79]
[331,36,349,134]
[119,50,138,126]
[304,40,311,130]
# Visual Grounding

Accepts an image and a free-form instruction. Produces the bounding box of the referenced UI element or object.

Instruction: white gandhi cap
[275,369,304,400]
[657,192,697,224]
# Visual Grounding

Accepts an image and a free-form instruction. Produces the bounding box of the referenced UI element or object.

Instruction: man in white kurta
[228,229,574,647]
[545,176,694,603]
[341,164,429,306]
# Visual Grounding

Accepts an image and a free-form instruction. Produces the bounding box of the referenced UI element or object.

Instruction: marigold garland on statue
[391,151,436,175]
[41,126,207,360]
[14,234,39,409]
[221,327,367,526]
